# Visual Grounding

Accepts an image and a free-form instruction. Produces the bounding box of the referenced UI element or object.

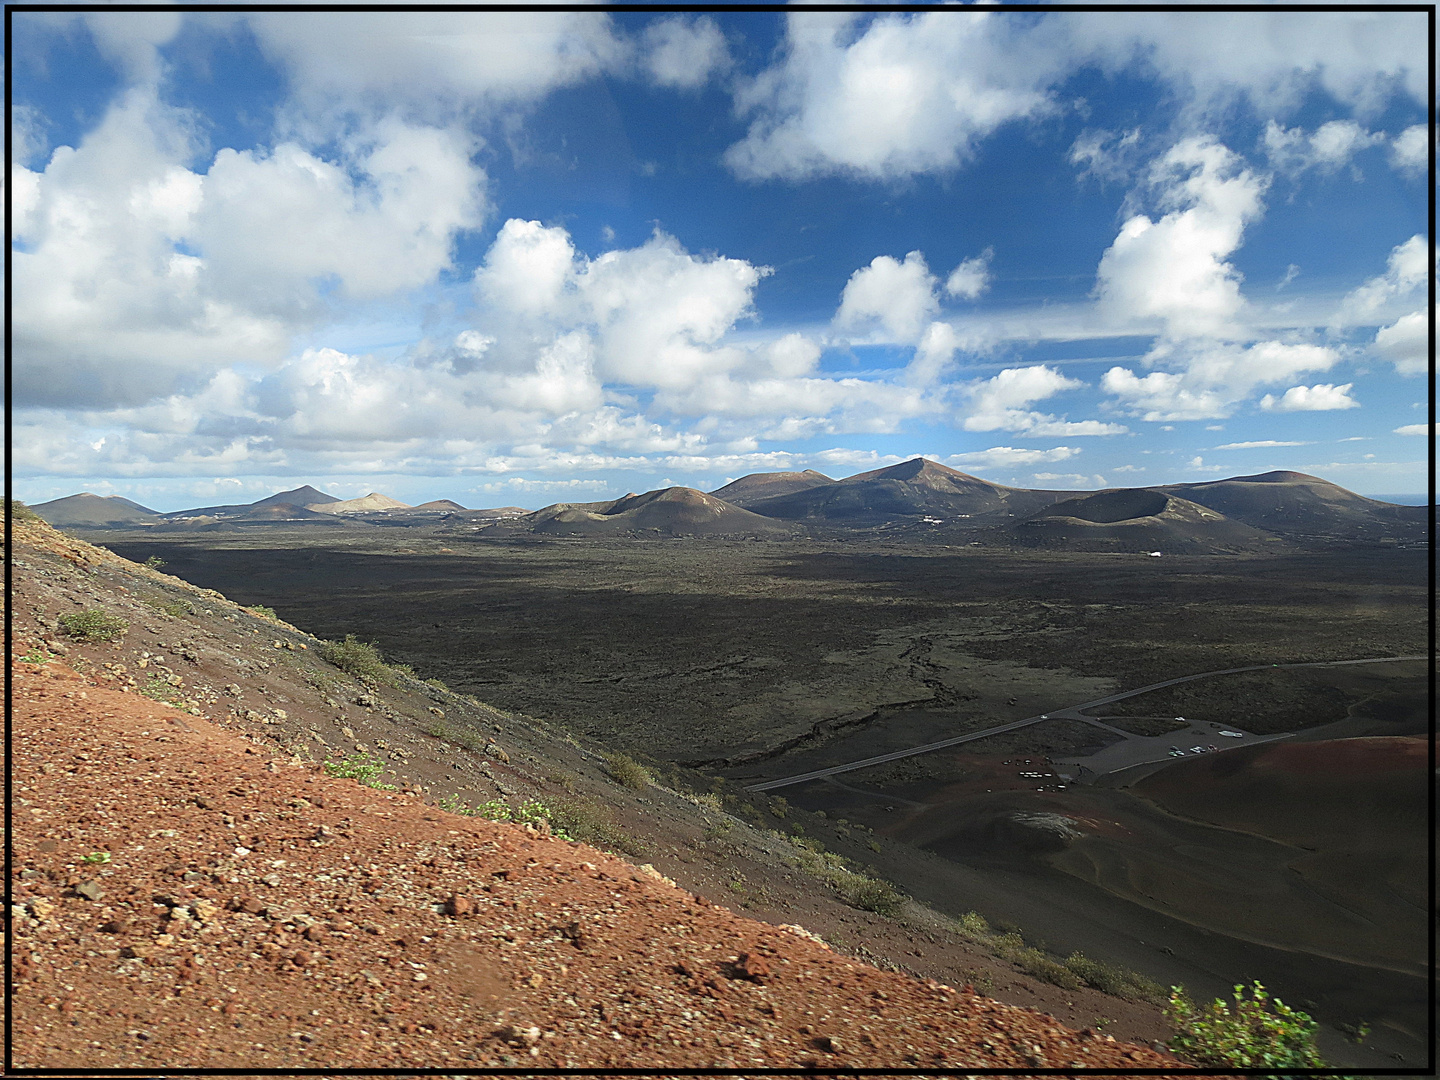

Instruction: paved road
[744,654,1427,793]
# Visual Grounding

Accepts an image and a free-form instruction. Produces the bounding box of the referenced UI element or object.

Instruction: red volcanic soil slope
[10,683,1172,1070]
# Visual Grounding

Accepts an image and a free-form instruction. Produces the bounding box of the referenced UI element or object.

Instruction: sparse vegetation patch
[318,634,400,686]
[952,910,1162,1002]
[59,609,128,642]
[1064,952,1164,1002]
[8,500,40,524]
[322,752,395,789]
[604,752,650,790]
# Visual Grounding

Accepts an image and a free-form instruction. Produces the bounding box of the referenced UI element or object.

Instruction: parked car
[1218,730,1245,738]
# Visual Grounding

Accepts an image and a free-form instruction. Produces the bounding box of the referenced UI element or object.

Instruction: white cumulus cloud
[1259,383,1359,411]
[247,11,627,117]
[1102,340,1338,421]
[1096,137,1267,339]
[946,445,1080,470]
[834,251,939,344]
[1374,310,1429,375]
[962,365,1125,436]
[726,12,1059,181]
[1261,119,1383,175]
[945,248,994,300]
[1390,124,1428,173]
[726,11,1426,183]
[1339,234,1428,323]
[640,16,731,89]
[12,91,487,411]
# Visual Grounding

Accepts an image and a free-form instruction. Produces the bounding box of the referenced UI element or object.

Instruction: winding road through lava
[745,654,1427,792]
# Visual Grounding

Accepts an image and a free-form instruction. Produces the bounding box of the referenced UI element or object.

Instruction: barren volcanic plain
[94,511,1431,1069]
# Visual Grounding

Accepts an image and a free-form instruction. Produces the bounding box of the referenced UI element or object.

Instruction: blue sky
[9,9,1431,511]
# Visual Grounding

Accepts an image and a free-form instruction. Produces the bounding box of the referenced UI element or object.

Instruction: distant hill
[253,485,339,508]
[710,470,835,508]
[413,499,468,511]
[30,493,161,527]
[150,503,350,531]
[161,485,340,521]
[746,458,1067,526]
[528,487,801,537]
[1008,489,1281,554]
[1158,471,1426,542]
[309,492,410,514]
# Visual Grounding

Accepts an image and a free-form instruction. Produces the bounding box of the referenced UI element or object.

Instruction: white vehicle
[1218,730,1245,738]
[1190,746,1206,753]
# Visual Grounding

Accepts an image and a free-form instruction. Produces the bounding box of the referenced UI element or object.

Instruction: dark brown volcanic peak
[413,498,468,511]
[1011,489,1279,553]
[843,457,984,488]
[530,487,798,536]
[1161,471,1425,538]
[747,457,1066,526]
[709,469,836,508]
[1224,469,1324,484]
[1043,488,1172,524]
[29,492,161,527]
[603,486,730,519]
[252,484,339,508]
[163,485,340,520]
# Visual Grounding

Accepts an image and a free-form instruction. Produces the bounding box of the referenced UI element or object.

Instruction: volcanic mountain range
[28,459,1425,551]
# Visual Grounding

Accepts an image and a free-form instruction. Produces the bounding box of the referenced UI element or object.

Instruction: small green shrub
[838,876,905,917]
[424,677,450,692]
[323,752,394,789]
[469,795,649,852]
[59,609,128,642]
[1165,981,1324,1070]
[957,910,990,937]
[550,798,648,855]
[1065,952,1165,1003]
[438,793,470,814]
[390,662,416,679]
[247,604,278,620]
[473,796,534,824]
[140,676,189,708]
[737,802,766,826]
[426,718,487,752]
[318,634,397,686]
[1011,946,1082,989]
[140,595,192,617]
[605,752,650,791]
[143,555,167,570]
[768,795,789,819]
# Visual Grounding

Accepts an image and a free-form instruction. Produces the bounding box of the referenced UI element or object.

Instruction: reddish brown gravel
[10,658,1180,1072]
